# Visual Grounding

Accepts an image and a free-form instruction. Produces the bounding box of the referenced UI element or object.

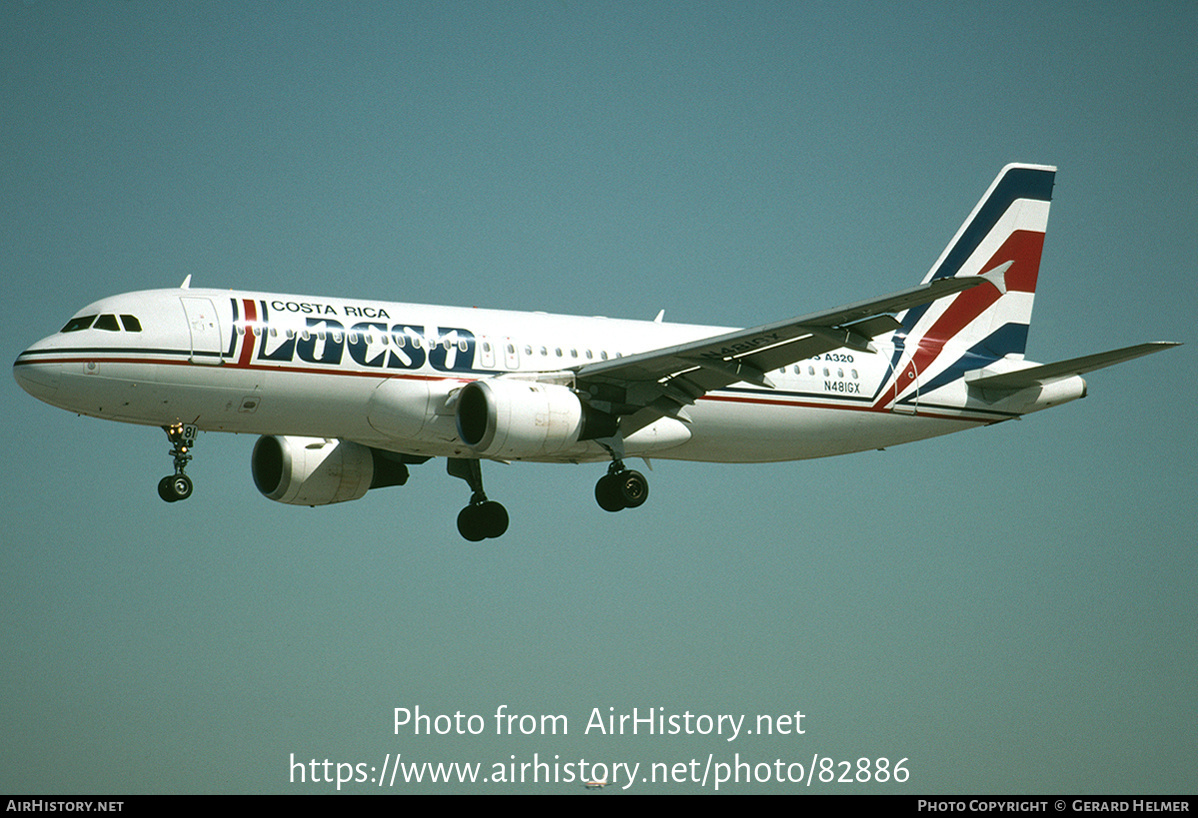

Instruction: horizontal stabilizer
[966,342,1180,390]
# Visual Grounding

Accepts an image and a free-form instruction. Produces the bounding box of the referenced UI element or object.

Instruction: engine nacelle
[251,435,408,506]
[455,379,616,459]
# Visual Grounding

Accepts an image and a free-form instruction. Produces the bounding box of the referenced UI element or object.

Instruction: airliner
[13,164,1178,540]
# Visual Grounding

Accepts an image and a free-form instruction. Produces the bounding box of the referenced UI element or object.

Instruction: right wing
[572,266,1008,429]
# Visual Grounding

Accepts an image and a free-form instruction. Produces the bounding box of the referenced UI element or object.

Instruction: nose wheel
[158,422,198,503]
[158,473,193,502]
[595,460,648,512]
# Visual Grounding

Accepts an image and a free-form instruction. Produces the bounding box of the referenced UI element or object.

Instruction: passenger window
[120,315,142,332]
[61,315,97,333]
[93,314,120,331]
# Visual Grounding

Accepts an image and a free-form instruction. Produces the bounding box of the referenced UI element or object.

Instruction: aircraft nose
[13,351,61,402]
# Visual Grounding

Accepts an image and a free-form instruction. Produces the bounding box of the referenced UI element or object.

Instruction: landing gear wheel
[158,476,179,503]
[170,473,193,501]
[479,500,509,538]
[158,473,193,503]
[595,474,625,512]
[594,464,649,512]
[617,470,648,508]
[457,505,487,542]
[457,501,509,541]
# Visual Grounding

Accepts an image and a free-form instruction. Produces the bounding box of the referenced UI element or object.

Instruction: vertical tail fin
[877,164,1055,409]
[899,163,1056,360]
[876,164,1056,411]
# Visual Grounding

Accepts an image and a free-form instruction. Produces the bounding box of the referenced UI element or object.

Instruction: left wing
[572,268,1006,430]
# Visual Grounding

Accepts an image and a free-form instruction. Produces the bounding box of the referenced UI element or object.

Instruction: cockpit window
[61,315,97,333]
[93,314,120,331]
[59,313,143,333]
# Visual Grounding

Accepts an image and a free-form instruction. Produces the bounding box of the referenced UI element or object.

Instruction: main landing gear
[448,458,509,542]
[594,459,649,512]
[158,422,197,503]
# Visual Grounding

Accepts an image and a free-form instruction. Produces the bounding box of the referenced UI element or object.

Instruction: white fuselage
[14,287,1061,465]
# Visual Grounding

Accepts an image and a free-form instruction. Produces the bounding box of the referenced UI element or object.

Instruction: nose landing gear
[158,422,197,503]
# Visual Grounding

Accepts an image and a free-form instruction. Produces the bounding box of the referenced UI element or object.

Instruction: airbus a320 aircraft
[13,164,1178,540]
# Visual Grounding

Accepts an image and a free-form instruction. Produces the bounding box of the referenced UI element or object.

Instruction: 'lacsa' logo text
[256,317,478,373]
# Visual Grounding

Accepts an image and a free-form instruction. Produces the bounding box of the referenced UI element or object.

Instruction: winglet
[977,260,1012,295]
[180,274,192,289]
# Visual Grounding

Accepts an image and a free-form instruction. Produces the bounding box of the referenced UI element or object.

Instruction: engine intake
[251,436,408,506]
[455,379,616,459]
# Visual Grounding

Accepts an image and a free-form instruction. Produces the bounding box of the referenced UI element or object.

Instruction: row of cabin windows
[486,342,612,362]
[60,314,142,333]
[787,365,859,379]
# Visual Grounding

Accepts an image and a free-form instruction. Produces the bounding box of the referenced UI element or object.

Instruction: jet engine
[251,435,409,506]
[455,379,617,459]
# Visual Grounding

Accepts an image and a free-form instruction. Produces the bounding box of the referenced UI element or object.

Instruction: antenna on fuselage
[179,275,192,289]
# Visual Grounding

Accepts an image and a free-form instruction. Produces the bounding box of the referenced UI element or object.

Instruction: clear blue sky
[3,1,1193,794]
